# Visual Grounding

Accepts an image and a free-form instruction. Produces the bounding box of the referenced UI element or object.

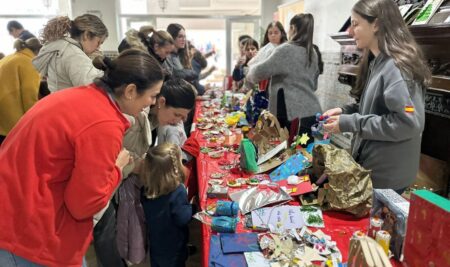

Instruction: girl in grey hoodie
[323,0,431,193]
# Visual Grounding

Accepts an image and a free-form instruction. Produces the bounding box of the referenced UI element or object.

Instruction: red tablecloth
[192,101,401,267]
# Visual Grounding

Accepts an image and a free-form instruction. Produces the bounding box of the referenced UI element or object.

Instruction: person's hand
[115,149,131,171]
[323,115,341,133]
[323,107,343,117]
[236,55,246,67]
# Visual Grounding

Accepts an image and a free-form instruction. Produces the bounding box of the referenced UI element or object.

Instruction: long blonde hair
[40,14,108,44]
[351,0,431,99]
[140,143,185,198]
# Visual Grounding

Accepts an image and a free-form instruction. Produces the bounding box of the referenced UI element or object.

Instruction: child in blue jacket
[141,143,197,267]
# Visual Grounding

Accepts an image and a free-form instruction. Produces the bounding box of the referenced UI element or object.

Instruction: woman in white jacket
[33,14,107,92]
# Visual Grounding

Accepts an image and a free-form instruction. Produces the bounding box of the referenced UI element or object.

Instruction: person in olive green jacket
[0,38,41,144]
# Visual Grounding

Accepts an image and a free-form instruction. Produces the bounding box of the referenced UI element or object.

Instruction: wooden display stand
[330,23,450,196]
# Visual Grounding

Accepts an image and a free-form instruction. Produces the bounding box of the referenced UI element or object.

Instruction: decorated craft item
[348,235,392,267]
[249,110,289,156]
[239,139,258,173]
[208,180,223,186]
[375,230,391,256]
[313,144,372,217]
[269,153,309,182]
[368,217,384,239]
[311,112,331,139]
[215,200,239,217]
[208,150,224,159]
[211,216,238,233]
[207,185,228,199]
[227,179,241,188]
[210,172,226,179]
[225,111,245,127]
[371,189,409,260]
[299,206,325,228]
[246,178,259,186]
[229,183,291,214]
[197,123,214,130]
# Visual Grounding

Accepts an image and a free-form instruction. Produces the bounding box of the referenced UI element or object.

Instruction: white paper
[399,4,413,17]
[257,140,287,165]
[244,252,270,267]
[251,205,305,231]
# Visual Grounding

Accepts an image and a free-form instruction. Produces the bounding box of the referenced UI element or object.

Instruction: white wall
[304,0,357,52]
[71,0,120,51]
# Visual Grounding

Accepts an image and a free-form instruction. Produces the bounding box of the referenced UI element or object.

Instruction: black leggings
[276,89,316,138]
[93,203,126,267]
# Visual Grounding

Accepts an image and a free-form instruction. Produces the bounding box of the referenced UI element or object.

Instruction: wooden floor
[85,220,203,267]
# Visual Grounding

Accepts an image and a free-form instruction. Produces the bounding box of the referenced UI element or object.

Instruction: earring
[157,106,160,109]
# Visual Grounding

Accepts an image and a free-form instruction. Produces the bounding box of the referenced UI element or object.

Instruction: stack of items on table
[196,88,449,266]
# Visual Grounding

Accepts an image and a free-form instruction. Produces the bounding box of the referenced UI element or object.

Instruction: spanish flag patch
[405,106,415,113]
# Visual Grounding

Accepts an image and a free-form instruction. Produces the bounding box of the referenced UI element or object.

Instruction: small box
[371,189,409,260]
[403,190,450,267]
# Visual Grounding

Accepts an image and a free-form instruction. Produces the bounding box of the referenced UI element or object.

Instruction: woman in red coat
[0,49,164,267]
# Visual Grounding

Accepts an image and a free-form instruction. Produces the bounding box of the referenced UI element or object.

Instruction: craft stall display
[192,88,403,267]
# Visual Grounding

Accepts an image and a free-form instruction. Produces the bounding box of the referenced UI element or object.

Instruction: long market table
[191,100,401,267]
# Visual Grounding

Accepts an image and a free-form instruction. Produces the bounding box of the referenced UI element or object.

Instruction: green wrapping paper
[313,144,373,217]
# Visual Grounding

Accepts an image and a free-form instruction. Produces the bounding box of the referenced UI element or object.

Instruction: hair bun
[92,56,116,71]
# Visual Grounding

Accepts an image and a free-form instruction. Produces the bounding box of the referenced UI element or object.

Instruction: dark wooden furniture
[330,24,450,196]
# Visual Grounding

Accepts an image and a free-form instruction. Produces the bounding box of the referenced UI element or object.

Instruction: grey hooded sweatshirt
[339,53,425,190]
[33,37,102,92]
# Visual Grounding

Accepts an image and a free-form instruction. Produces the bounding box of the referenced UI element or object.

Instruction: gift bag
[313,144,372,217]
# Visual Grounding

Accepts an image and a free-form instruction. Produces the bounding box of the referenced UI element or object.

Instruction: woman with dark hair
[155,79,197,155]
[150,78,197,129]
[33,14,108,92]
[248,21,288,91]
[0,38,41,145]
[247,14,322,135]
[165,23,198,82]
[323,0,430,193]
[232,38,259,82]
[0,49,164,267]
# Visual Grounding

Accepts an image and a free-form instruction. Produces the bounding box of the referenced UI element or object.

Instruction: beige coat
[33,37,102,92]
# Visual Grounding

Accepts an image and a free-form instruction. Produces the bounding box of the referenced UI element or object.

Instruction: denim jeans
[0,249,87,267]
